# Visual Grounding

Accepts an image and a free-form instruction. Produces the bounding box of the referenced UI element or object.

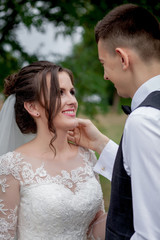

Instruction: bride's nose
[66,92,78,106]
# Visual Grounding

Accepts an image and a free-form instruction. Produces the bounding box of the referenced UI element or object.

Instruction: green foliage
[0,53,19,92]
[0,0,91,88]
[0,0,160,114]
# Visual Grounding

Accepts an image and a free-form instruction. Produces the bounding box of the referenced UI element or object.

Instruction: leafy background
[1,0,160,114]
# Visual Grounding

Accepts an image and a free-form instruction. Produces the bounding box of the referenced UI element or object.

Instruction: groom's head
[94,4,160,98]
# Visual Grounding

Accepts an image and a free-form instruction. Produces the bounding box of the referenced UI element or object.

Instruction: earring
[36,113,39,116]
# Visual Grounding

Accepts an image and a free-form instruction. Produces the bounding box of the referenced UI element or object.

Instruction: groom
[69,4,160,240]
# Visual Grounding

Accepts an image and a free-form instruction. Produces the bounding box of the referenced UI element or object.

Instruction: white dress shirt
[94,75,160,240]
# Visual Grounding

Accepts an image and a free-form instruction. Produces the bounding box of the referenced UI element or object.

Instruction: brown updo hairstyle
[4,61,74,153]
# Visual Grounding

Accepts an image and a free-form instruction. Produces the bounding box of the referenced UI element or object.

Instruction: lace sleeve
[0,153,20,240]
[87,150,107,240]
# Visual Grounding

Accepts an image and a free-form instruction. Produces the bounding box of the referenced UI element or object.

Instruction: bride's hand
[87,210,107,240]
[68,118,109,154]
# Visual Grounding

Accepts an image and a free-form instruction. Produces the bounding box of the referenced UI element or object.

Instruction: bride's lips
[62,109,76,117]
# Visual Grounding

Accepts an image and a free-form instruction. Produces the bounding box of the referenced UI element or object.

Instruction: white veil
[0,95,35,155]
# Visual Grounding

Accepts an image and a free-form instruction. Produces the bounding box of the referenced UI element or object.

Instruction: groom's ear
[115,47,130,70]
[24,102,40,118]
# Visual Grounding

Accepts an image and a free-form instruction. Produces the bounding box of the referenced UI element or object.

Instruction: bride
[0,61,106,239]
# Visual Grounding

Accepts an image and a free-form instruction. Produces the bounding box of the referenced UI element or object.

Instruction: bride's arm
[87,210,107,240]
[0,154,20,239]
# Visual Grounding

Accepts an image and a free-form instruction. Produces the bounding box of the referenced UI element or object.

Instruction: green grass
[92,112,127,211]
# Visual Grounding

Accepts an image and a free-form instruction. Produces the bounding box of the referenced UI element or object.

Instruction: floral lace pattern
[0,147,104,240]
[0,205,17,240]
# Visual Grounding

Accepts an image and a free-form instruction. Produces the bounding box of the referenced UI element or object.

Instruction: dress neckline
[10,147,91,182]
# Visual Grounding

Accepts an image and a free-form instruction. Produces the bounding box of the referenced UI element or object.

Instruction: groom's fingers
[76,118,92,127]
[67,129,80,144]
[67,134,76,143]
[68,130,74,136]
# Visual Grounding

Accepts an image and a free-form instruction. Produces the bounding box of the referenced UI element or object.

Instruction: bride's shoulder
[0,151,23,173]
[0,151,22,162]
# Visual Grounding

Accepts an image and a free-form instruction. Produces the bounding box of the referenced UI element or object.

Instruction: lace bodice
[0,147,105,240]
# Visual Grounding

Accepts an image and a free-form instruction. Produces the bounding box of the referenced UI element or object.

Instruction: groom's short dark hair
[95,4,160,61]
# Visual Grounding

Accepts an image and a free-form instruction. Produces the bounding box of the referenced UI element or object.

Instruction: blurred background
[0,0,160,210]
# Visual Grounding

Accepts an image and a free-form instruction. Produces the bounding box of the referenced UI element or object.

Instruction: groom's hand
[68,118,109,154]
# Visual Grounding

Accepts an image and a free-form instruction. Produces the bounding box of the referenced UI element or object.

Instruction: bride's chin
[65,118,78,130]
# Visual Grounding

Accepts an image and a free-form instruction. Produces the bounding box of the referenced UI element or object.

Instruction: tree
[0,0,92,89]
[61,0,160,114]
[1,0,160,112]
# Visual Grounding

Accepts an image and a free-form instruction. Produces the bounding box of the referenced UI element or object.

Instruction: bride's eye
[60,89,64,96]
[70,89,76,96]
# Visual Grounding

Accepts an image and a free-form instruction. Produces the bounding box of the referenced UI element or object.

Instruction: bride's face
[53,71,78,131]
[34,71,78,133]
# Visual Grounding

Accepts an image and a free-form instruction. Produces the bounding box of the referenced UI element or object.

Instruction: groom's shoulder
[125,106,160,130]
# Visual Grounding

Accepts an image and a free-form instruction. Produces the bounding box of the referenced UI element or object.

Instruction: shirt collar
[131,75,160,111]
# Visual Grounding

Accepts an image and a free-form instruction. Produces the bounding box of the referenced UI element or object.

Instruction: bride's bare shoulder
[14,140,36,157]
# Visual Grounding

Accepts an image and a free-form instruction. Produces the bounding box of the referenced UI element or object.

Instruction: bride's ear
[24,102,40,118]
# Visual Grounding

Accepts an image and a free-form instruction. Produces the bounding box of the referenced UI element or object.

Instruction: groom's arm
[68,118,109,154]
[68,118,118,181]
[94,140,118,181]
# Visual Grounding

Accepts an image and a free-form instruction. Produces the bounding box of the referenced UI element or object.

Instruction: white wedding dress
[0,147,105,240]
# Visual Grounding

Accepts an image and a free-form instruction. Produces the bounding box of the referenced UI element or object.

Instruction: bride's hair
[4,61,74,152]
